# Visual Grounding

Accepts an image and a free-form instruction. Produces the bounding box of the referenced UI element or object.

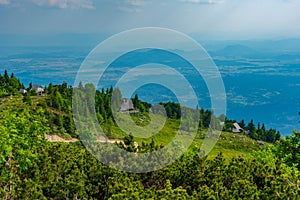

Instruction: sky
[0,0,300,40]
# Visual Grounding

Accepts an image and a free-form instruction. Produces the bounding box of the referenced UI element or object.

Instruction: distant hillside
[207,39,300,59]
[212,44,259,58]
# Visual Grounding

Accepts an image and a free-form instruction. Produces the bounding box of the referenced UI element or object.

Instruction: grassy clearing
[109,117,270,159]
[1,95,271,160]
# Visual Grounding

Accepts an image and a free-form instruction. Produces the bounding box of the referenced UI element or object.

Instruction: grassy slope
[110,112,267,159]
[0,95,270,160]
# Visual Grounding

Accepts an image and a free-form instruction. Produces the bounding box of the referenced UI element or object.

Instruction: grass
[1,94,271,160]
[108,116,270,160]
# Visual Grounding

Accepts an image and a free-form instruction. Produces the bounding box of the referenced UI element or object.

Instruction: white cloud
[125,0,145,6]
[0,0,10,5]
[32,0,94,9]
[118,0,146,12]
[118,6,142,13]
[180,0,224,4]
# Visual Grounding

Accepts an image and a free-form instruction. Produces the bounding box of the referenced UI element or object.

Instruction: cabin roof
[232,122,243,133]
[119,98,134,112]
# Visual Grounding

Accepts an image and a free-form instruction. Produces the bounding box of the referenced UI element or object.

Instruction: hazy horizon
[1,0,300,40]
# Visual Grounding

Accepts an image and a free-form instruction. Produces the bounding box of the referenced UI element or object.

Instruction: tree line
[223,119,281,143]
[0,69,281,143]
[0,70,24,97]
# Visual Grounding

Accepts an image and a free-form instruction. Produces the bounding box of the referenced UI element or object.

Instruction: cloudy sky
[0,0,300,39]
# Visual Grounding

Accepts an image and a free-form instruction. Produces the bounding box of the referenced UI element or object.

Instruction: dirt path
[45,134,138,148]
[97,136,123,144]
[45,134,78,143]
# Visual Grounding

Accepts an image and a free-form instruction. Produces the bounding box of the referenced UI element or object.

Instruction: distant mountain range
[206,39,300,59]
[211,44,259,58]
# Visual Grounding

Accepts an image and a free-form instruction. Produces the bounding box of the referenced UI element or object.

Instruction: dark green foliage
[273,130,300,169]
[1,116,299,200]
[0,106,299,199]
[133,93,139,109]
[22,92,32,105]
[0,70,22,97]
[0,109,49,199]
[160,102,181,119]
[111,87,122,112]
[30,88,37,96]
[201,108,212,128]
[44,82,75,137]
[132,93,151,113]
[245,120,281,143]
[222,117,281,143]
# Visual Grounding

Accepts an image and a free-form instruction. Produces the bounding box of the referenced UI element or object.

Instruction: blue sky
[0,0,300,39]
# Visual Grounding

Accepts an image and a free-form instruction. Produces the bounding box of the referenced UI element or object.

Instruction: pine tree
[133,94,139,109]
[78,81,84,90]
[47,83,54,94]
[239,119,245,129]
[23,92,32,105]
[4,69,9,82]
[111,87,122,112]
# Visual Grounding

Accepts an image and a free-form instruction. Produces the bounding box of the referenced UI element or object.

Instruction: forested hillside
[1,70,281,143]
[0,70,299,199]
